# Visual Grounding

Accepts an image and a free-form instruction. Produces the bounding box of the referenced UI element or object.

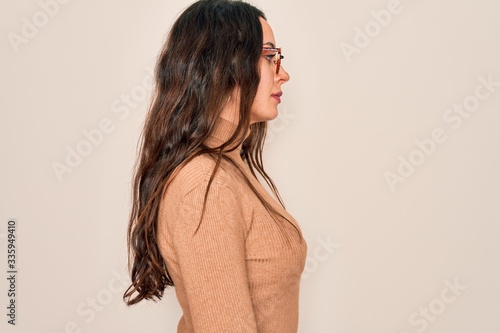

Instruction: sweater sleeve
[170,181,258,333]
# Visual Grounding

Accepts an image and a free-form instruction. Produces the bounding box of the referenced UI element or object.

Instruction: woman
[123,0,307,332]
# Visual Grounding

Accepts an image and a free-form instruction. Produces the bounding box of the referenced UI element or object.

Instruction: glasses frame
[262,47,284,74]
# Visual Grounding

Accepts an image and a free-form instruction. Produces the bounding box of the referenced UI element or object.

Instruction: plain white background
[1,0,499,332]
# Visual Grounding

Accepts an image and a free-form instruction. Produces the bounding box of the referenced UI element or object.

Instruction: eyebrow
[263,42,276,48]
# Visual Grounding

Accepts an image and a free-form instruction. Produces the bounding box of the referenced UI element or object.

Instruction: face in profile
[250,17,290,124]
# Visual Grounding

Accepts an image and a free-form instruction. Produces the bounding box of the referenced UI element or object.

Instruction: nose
[278,66,290,82]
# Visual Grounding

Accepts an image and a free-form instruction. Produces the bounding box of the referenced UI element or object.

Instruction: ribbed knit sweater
[157,116,307,333]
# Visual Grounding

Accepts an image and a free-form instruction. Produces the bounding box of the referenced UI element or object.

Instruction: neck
[204,116,251,160]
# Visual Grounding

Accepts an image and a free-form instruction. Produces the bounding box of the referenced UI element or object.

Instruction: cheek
[257,68,274,99]
[250,63,278,121]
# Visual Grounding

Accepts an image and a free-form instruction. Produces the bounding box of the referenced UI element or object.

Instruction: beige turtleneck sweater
[157,117,307,333]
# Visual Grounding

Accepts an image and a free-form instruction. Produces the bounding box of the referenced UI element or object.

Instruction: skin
[221,17,290,125]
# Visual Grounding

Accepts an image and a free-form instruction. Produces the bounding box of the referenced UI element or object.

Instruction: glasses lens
[262,48,282,74]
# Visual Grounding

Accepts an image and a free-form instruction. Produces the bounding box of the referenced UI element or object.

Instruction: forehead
[259,17,276,45]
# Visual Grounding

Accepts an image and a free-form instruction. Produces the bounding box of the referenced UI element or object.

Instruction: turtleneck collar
[204,116,251,159]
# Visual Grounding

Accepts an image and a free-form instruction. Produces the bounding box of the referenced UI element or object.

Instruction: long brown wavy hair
[123,0,299,306]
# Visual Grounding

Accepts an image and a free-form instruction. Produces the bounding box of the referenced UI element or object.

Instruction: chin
[250,106,279,123]
[271,107,280,119]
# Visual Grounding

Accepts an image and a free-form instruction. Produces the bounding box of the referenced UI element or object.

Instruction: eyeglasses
[262,47,284,74]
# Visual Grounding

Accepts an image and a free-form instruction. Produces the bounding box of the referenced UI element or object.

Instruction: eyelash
[265,54,276,62]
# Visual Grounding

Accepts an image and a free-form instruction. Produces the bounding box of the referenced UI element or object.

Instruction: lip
[271,91,283,103]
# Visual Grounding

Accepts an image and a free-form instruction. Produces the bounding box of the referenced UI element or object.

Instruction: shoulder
[159,153,252,236]
[165,153,242,199]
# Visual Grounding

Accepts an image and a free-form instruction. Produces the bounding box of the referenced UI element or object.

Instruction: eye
[264,53,276,62]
